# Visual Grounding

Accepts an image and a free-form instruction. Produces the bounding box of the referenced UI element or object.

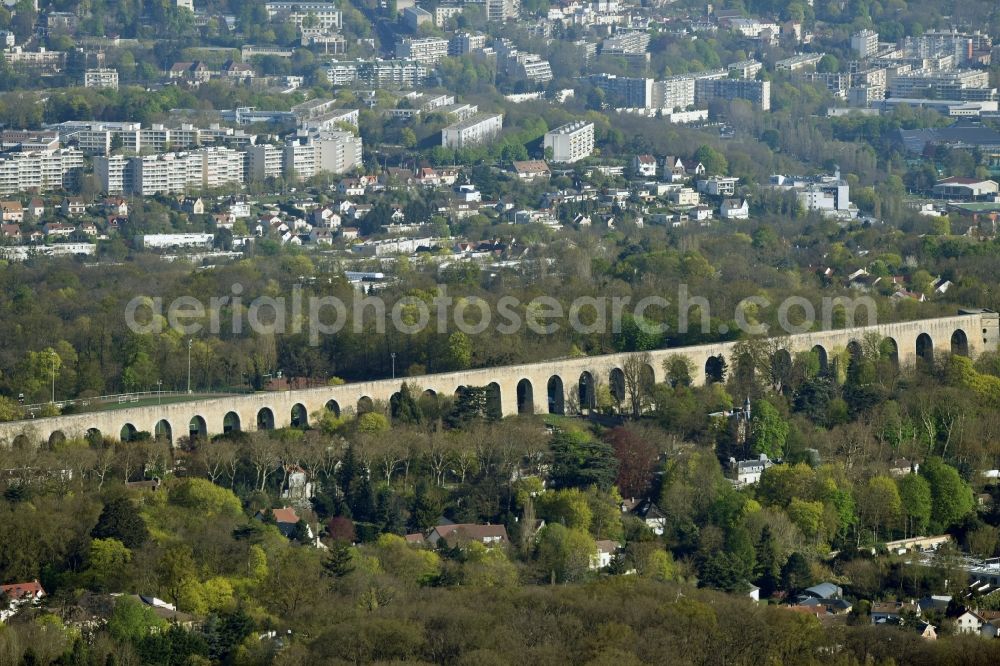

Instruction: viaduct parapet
[1,312,996,447]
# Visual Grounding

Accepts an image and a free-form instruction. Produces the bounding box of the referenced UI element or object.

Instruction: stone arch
[811,345,828,372]
[951,329,969,356]
[579,371,595,412]
[48,430,66,447]
[705,355,726,383]
[881,337,900,368]
[223,411,241,434]
[291,403,308,428]
[846,340,864,377]
[189,415,207,440]
[85,428,103,445]
[547,375,565,414]
[357,396,374,414]
[422,389,437,398]
[916,333,934,365]
[516,378,534,415]
[772,349,792,386]
[641,363,656,390]
[389,392,402,418]
[256,407,275,431]
[154,419,173,444]
[120,423,138,442]
[609,368,626,407]
[325,400,341,417]
[486,382,502,419]
[12,433,31,449]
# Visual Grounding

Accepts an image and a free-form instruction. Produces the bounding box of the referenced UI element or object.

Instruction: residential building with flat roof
[441,113,504,148]
[544,121,594,163]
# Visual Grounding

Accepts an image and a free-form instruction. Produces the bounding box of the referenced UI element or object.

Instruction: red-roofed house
[1,580,45,621]
[427,523,509,548]
[632,154,657,177]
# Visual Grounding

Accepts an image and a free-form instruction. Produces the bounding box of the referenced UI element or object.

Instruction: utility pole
[391,352,396,380]
[50,356,56,404]
[187,339,193,394]
[157,379,162,405]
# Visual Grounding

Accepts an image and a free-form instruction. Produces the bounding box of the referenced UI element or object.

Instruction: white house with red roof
[1,580,45,622]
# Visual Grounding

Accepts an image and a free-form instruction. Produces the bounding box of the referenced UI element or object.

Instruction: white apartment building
[245,144,284,182]
[283,130,362,180]
[888,69,995,101]
[441,113,504,149]
[0,149,84,195]
[93,154,128,194]
[396,38,449,65]
[449,32,486,55]
[264,1,341,29]
[775,53,823,71]
[544,121,594,163]
[852,30,879,58]
[200,147,245,190]
[84,68,118,89]
[129,152,203,196]
[651,76,697,110]
[434,4,462,26]
[355,59,428,87]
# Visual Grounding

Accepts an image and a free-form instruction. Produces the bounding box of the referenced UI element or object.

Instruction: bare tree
[245,434,281,491]
[622,352,655,418]
[200,440,236,485]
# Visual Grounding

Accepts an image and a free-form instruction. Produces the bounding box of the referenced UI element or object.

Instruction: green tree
[0,395,22,421]
[91,497,149,549]
[157,544,199,609]
[534,523,596,583]
[921,457,974,531]
[447,331,472,370]
[750,400,789,458]
[107,596,166,644]
[694,144,728,175]
[357,412,390,433]
[86,538,132,590]
[897,474,932,537]
[549,430,618,491]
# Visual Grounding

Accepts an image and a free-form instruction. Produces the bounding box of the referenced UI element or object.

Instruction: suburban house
[1,201,23,223]
[1,580,45,622]
[889,458,919,477]
[661,156,686,181]
[181,197,205,215]
[104,197,129,217]
[426,523,509,548]
[62,197,86,215]
[43,222,74,237]
[255,506,314,540]
[2,223,20,241]
[511,160,551,180]
[955,609,985,634]
[721,198,750,220]
[631,500,667,536]
[27,198,44,217]
[731,454,773,486]
[591,540,620,570]
[870,601,919,625]
[633,154,657,177]
[310,227,335,245]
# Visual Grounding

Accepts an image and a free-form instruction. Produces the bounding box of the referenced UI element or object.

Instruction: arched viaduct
[2,312,997,447]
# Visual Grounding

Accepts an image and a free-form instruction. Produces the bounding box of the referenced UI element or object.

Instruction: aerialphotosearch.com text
[125,284,877,345]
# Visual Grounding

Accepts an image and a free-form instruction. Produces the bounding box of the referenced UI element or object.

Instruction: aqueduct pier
[1,312,997,447]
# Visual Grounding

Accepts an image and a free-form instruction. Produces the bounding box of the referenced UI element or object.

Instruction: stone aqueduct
[1,312,997,447]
